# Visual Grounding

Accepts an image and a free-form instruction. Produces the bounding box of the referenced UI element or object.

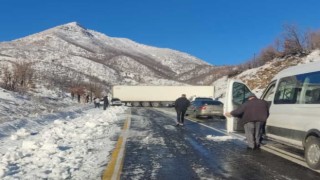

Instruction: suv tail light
[199,106,206,110]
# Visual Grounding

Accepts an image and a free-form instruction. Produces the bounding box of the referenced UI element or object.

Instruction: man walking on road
[174,94,190,126]
[225,94,269,149]
[103,95,109,110]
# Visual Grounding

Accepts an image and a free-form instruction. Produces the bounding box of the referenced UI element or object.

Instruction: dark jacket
[231,98,269,125]
[103,96,109,105]
[175,97,190,111]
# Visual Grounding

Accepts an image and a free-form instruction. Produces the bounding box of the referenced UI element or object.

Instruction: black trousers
[176,109,187,124]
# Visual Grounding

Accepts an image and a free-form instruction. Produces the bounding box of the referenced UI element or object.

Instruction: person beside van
[225,94,269,149]
[174,94,190,126]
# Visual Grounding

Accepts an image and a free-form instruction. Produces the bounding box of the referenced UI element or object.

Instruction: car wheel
[305,136,320,169]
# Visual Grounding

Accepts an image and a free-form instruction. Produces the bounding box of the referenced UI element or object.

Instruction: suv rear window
[200,100,222,105]
[195,98,213,101]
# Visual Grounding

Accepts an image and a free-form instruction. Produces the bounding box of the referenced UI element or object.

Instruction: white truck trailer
[112,85,215,107]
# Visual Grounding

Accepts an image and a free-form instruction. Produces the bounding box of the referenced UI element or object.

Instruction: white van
[224,61,320,169]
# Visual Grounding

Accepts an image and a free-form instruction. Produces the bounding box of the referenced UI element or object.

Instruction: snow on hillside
[0,87,80,123]
[88,28,208,73]
[0,22,211,87]
[212,50,320,102]
[301,49,320,64]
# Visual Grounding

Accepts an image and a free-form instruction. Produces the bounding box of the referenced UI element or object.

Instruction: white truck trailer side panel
[112,86,214,101]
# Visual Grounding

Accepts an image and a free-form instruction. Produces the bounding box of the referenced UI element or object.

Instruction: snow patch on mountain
[0,22,213,86]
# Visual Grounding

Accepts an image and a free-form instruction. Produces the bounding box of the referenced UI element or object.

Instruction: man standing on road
[103,95,109,110]
[174,94,190,126]
[225,94,269,149]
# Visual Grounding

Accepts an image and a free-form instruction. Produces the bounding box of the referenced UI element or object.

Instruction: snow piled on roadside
[0,106,127,179]
[206,135,235,141]
[0,89,15,101]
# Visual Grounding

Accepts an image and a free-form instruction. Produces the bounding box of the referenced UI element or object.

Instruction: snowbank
[0,106,127,179]
[206,135,235,141]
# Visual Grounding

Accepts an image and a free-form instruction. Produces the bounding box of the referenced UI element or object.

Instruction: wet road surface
[120,108,320,180]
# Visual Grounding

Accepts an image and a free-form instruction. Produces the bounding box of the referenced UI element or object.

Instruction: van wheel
[305,136,320,169]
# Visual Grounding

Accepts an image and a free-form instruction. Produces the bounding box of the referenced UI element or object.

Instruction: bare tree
[307,30,320,50]
[0,61,34,92]
[282,24,307,56]
[92,83,103,98]
[69,85,86,103]
[14,61,34,88]
[258,45,280,63]
[274,38,282,52]
[1,64,17,90]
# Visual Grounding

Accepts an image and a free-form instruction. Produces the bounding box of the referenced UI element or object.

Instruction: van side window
[232,82,252,105]
[274,76,301,104]
[300,71,320,104]
[274,71,320,104]
[262,82,276,102]
[262,81,276,108]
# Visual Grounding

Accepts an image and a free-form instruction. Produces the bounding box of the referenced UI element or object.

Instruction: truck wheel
[151,102,160,107]
[305,136,320,169]
[132,102,140,107]
[141,102,150,107]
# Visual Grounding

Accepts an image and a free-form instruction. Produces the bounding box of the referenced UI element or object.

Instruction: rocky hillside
[0,22,222,89]
[237,50,320,91]
[213,50,320,100]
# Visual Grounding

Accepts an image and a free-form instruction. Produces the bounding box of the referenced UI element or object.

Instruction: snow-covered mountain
[0,22,218,88]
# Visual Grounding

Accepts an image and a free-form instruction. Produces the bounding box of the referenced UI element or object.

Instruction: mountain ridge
[0,22,218,90]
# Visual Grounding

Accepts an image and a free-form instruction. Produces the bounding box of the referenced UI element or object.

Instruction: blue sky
[1,0,320,65]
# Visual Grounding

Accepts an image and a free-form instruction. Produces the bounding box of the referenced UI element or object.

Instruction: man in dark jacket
[174,94,190,126]
[103,96,109,110]
[225,95,269,149]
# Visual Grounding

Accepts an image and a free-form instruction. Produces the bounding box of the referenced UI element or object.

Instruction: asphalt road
[120,107,320,180]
